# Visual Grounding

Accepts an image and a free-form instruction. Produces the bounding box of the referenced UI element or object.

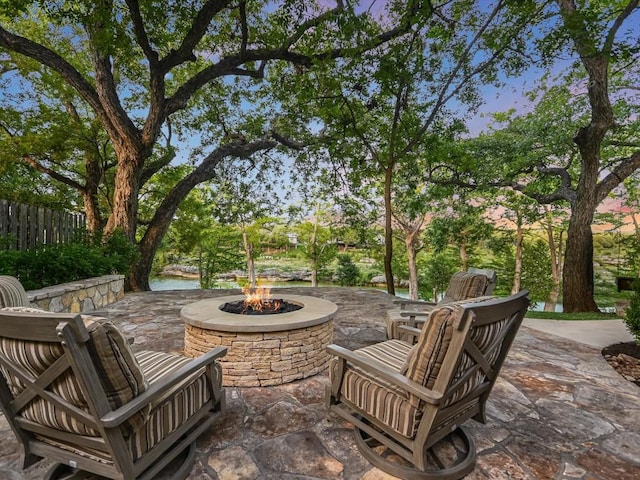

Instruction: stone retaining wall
[27,274,125,313]
[184,319,334,387]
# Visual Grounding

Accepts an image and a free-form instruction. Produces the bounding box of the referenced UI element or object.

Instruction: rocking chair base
[354,426,476,480]
[44,441,197,480]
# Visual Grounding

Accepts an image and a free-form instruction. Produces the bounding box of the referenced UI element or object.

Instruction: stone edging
[27,274,125,313]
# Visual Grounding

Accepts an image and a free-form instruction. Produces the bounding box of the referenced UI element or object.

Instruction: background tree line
[1,0,638,312]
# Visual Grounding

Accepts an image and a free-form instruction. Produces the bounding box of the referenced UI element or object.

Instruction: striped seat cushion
[127,350,214,460]
[0,275,30,307]
[329,340,422,438]
[441,272,488,303]
[35,350,217,464]
[0,315,147,436]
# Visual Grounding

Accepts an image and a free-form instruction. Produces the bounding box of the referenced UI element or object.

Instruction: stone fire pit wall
[181,294,338,387]
[184,320,334,387]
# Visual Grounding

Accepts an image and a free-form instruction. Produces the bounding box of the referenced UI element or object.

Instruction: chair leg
[44,464,95,480]
[44,442,197,480]
[353,426,477,480]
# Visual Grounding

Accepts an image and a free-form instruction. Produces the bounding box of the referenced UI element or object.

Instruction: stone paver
[1,287,639,479]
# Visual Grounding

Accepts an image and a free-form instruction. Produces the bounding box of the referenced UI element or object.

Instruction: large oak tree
[470,0,640,311]
[0,0,425,290]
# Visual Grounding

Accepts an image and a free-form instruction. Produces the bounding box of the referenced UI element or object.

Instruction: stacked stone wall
[185,319,334,387]
[27,274,125,313]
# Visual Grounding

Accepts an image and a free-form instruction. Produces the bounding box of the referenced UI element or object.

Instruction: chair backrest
[0,310,148,465]
[404,291,529,444]
[0,275,30,308]
[440,271,490,304]
[467,267,497,294]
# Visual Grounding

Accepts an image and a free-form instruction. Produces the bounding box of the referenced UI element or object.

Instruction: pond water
[149,277,615,312]
[149,276,410,297]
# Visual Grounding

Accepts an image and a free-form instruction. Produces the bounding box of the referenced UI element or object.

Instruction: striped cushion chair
[327,291,529,480]
[0,275,31,308]
[386,270,495,340]
[0,309,226,480]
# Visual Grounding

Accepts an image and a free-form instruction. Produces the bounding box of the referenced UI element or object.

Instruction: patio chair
[326,291,529,479]
[386,268,497,340]
[0,309,226,480]
[0,275,31,308]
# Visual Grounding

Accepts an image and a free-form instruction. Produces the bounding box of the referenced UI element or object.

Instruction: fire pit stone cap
[180,294,338,332]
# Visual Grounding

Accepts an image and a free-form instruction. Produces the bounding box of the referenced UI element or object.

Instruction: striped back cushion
[0,315,147,436]
[0,276,30,308]
[405,306,457,403]
[441,272,488,303]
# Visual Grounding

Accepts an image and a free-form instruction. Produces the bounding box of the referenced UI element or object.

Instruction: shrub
[0,230,139,290]
[335,254,360,286]
[624,279,640,345]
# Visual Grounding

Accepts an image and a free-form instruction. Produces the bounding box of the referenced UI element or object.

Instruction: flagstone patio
[1,287,638,479]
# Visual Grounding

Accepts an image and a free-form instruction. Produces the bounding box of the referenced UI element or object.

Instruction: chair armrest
[100,346,227,428]
[326,344,442,405]
[392,299,436,309]
[397,325,421,342]
[399,310,430,318]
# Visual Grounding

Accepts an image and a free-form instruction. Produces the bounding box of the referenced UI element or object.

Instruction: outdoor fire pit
[182,292,338,387]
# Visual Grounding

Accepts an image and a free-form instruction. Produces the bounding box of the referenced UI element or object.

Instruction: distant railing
[0,199,86,250]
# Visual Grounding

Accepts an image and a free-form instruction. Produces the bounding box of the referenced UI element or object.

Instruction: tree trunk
[405,232,419,300]
[459,241,468,271]
[383,165,395,295]
[104,148,141,241]
[544,215,561,312]
[311,219,319,287]
[81,190,103,235]
[129,139,277,291]
[562,203,599,312]
[511,223,523,294]
[242,230,256,289]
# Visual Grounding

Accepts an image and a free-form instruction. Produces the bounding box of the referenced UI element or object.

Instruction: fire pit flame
[219,287,302,315]
[242,286,281,312]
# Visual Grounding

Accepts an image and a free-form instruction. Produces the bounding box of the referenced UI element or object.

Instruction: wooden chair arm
[392,299,437,310]
[326,344,442,405]
[397,325,421,342]
[399,310,431,318]
[100,346,227,428]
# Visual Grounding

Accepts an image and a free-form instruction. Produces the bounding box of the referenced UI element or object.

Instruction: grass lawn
[525,310,621,320]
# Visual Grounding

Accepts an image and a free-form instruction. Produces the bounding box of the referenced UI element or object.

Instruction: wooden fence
[0,200,86,250]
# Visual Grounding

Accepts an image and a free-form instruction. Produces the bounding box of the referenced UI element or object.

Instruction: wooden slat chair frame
[327,291,529,480]
[387,268,498,341]
[0,310,226,480]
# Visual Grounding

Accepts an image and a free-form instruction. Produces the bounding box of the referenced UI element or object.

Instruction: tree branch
[22,154,85,191]
[85,1,142,148]
[271,131,305,150]
[123,0,159,66]
[597,151,640,204]
[603,0,639,56]
[159,0,234,73]
[0,26,106,127]
[239,0,248,53]
[400,0,519,156]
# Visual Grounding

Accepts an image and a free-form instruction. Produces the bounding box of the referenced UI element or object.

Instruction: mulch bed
[602,342,640,387]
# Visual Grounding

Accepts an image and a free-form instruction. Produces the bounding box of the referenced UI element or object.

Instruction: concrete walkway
[522,317,635,349]
[1,287,639,480]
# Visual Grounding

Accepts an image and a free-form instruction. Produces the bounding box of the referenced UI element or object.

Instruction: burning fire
[242,286,281,312]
